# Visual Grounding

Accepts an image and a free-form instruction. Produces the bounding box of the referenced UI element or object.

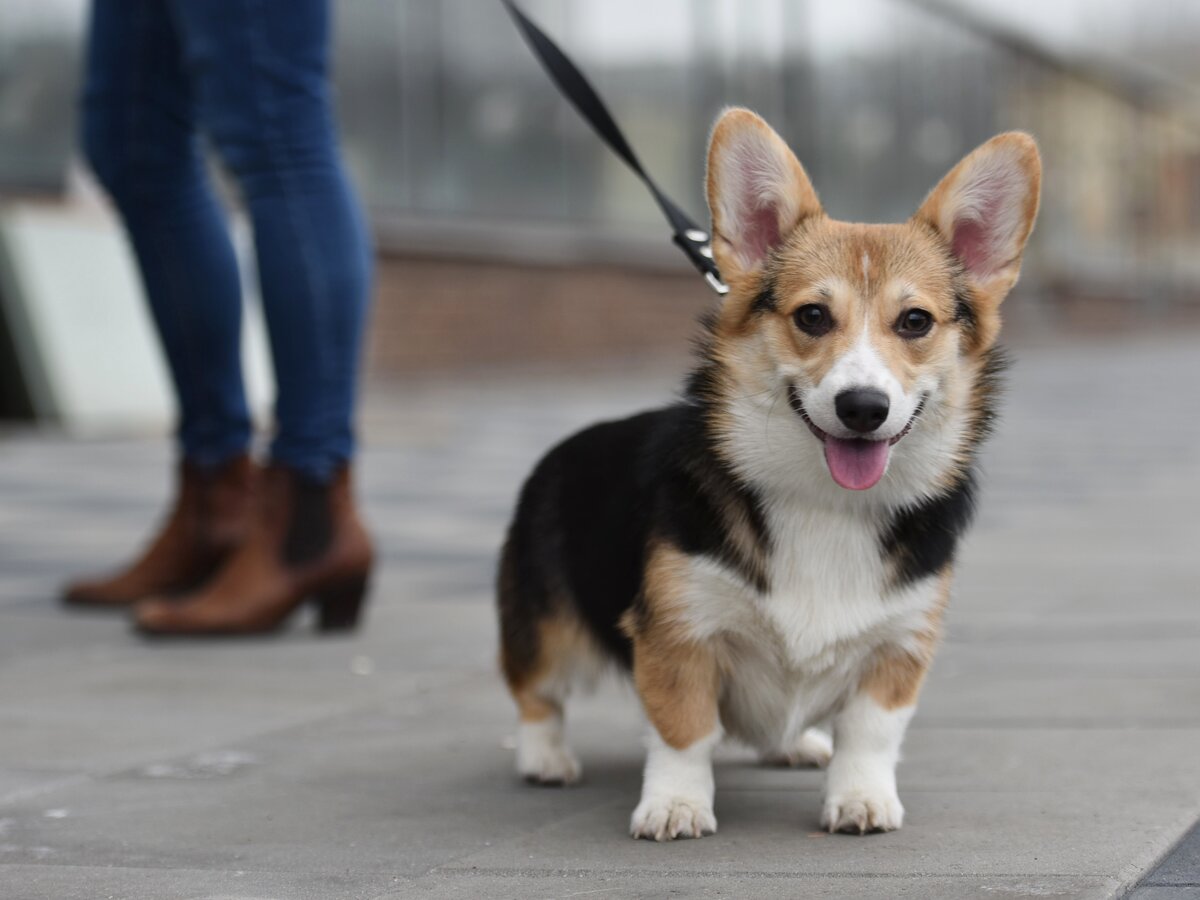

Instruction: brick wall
[365,254,713,376]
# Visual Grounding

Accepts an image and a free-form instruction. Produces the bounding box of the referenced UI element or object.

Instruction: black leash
[501,0,728,295]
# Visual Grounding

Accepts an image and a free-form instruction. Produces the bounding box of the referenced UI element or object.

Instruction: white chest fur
[673,501,940,752]
[759,504,934,667]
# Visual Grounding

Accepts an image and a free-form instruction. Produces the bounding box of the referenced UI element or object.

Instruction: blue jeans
[80,0,372,481]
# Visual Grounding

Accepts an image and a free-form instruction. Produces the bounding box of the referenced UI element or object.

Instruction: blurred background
[2,0,1200,430]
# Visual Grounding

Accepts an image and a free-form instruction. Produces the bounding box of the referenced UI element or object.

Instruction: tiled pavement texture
[0,333,1198,899]
[1129,821,1200,900]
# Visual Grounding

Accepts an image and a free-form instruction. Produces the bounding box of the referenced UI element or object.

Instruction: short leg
[630,727,721,841]
[513,690,581,787]
[823,583,945,834]
[821,694,912,833]
[498,538,588,788]
[762,727,833,769]
[626,580,722,841]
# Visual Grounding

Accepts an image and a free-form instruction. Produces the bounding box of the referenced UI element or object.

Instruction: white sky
[570,0,1196,83]
[5,0,1197,87]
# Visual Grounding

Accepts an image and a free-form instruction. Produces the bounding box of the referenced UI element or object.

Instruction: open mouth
[787,386,925,491]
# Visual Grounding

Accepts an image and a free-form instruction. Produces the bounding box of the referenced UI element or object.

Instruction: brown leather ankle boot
[63,455,258,608]
[132,464,373,636]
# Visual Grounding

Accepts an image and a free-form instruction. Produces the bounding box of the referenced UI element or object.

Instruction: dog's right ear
[706,108,823,290]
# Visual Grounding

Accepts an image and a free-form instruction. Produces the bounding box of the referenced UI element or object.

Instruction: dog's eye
[895,308,934,339]
[793,304,833,336]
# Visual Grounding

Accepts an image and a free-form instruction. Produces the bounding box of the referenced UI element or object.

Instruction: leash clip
[672,229,729,296]
[704,271,730,296]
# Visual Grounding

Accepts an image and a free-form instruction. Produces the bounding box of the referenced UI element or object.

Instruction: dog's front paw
[630,796,717,841]
[821,785,904,834]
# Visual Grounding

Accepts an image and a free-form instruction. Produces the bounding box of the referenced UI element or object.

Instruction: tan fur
[626,542,721,750]
[861,569,952,710]
[719,221,965,393]
[720,506,770,591]
[513,687,561,724]
[708,224,941,436]
[504,614,593,723]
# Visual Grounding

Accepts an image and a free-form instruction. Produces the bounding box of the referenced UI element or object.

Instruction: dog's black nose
[835,389,890,434]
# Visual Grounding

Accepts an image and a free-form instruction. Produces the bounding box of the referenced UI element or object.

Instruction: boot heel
[314,575,369,633]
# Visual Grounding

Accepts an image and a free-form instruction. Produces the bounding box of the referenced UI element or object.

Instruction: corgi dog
[497,108,1040,841]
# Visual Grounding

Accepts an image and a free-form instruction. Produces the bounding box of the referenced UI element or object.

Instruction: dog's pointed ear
[914,132,1041,309]
[707,108,822,289]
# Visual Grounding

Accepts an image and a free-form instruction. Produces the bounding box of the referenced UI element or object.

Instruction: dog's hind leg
[498,541,587,786]
[502,613,591,786]
[510,666,580,786]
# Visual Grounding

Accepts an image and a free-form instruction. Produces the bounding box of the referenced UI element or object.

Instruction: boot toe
[62,579,135,608]
[134,596,234,636]
[133,598,183,634]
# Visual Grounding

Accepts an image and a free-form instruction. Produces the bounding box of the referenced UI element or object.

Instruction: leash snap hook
[672,230,729,296]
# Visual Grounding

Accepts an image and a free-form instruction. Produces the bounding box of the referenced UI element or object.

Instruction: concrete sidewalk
[1,335,1198,899]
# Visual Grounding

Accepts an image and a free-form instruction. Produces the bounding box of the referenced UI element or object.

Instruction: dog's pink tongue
[824,438,891,490]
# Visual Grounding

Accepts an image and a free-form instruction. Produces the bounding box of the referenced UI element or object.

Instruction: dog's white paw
[821,785,904,834]
[763,728,833,769]
[630,796,717,841]
[516,722,581,786]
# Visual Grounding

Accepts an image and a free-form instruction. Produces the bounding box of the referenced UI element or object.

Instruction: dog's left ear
[914,132,1041,345]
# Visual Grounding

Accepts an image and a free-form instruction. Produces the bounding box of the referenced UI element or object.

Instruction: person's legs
[167,0,373,482]
[80,0,251,466]
[66,0,257,607]
[133,0,375,635]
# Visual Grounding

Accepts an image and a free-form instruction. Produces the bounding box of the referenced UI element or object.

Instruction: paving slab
[1126,889,1200,900]
[1134,822,1200,898]
[1144,826,1200,886]
[0,865,400,900]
